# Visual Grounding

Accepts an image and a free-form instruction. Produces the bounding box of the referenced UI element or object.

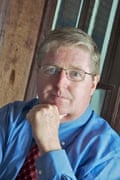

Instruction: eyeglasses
[39,65,95,82]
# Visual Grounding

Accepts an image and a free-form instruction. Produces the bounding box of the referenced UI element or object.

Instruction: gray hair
[37,28,100,74]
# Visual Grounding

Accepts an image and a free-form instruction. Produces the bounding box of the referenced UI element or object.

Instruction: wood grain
[0,0,46,106]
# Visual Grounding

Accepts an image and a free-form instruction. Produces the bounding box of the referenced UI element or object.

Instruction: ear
[90,75,100,96]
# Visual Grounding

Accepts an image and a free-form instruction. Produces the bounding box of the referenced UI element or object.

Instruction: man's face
[37,46,99,122]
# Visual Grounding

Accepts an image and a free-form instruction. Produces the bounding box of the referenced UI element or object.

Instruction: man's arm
[27,104,77,179]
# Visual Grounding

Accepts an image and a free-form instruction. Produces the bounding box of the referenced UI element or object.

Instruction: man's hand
[27,104,61,154]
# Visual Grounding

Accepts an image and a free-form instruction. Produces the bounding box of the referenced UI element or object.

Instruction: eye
[69,70,83,80]
[70,70,81,77]
[45,66,57,75]
[71,71,80,77]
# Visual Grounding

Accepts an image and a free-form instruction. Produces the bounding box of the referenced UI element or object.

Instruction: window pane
[55,0,82,28]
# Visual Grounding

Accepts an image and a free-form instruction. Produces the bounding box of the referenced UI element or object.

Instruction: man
[0,28,120,179]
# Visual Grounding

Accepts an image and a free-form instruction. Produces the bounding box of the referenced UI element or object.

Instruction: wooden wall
[0,0,46,107]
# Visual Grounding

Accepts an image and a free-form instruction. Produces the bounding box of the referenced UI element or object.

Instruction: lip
[54,95,68,101]
[50,94,69,104]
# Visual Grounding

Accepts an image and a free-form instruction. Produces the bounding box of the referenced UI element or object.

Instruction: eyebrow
[45,63,83,70]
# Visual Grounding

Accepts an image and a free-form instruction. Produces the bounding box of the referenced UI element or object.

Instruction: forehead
[42,46,91,69]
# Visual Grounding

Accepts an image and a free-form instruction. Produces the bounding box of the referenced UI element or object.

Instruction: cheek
[73,83,92,103]
[37,79,47,96]
[37,79,53,99]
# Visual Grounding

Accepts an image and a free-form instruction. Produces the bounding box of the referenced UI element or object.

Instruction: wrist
[39,144,62,155]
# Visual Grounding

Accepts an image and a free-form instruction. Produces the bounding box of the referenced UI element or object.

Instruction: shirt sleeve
[36,149,120,180]
[77,155,120,179]
[89,156,120,179]
[36,149,77,180]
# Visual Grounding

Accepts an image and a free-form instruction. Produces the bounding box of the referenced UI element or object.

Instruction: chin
[57,105,69,115]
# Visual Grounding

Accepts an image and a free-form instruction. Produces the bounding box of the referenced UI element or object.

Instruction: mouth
[53,95,68,102]
[44,94,71,118]
[47,94,69,105]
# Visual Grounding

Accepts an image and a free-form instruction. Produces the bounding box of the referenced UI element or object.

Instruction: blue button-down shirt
[0,99,120,179]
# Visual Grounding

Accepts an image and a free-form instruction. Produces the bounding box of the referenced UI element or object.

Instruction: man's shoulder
[90,109,120,144]
[1,98,38,110]
[0,98,39,119]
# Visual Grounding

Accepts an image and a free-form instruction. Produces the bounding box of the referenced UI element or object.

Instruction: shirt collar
[59,106,93,143]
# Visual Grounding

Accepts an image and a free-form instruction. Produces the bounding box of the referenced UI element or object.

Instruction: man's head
[36,28,100,122]
[37,28,100,75]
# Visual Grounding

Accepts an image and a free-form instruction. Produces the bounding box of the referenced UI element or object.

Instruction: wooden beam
[0,0,46,106]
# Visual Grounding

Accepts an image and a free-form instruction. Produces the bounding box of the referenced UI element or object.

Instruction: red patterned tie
[17,144,40,180]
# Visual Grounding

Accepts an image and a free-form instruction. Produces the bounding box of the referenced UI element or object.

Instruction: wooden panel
[25,0,57,101]
[0,0,46,107]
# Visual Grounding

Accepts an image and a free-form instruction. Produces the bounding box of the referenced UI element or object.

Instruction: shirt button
[38,170,42,175]
[61,141,65,146]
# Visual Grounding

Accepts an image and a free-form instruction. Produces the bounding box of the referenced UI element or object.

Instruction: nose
[56,69,70,88]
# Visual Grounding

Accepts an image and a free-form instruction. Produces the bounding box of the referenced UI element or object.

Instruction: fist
[27,104,61,154]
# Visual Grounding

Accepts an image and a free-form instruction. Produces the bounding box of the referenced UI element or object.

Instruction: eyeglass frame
[39,64,96,82]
